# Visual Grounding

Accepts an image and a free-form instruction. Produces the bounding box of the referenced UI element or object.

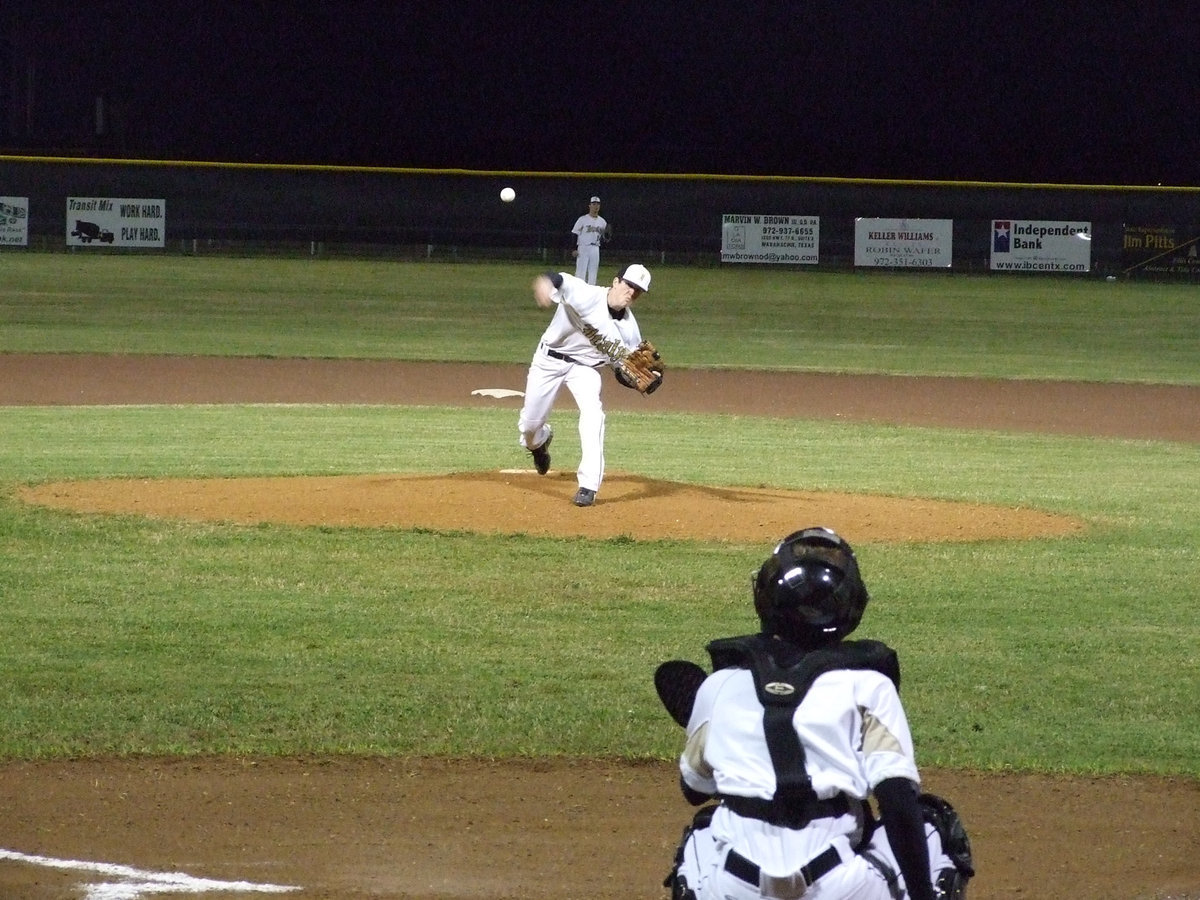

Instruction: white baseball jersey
[536,272,641,364]
[680,666,921,878]
[572,213,608,250]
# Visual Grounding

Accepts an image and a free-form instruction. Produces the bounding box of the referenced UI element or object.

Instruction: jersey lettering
[580,323,629,361]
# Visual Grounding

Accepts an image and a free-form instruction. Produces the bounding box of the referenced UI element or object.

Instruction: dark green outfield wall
[3,156,1198,274]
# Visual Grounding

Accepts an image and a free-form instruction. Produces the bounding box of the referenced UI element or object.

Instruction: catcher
[656,527,975,900]
[517,263,664,507]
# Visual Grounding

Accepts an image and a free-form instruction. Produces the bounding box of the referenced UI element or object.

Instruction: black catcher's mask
[752,526,869,647]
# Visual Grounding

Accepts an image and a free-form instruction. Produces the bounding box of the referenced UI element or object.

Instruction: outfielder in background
[517,263,660,507]
[571,195,610,284]
[656,527,975,900]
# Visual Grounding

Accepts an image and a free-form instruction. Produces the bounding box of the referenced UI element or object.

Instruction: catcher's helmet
[752,527,869,647]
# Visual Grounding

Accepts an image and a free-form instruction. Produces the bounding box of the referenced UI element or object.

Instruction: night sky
[3,1,1196,186]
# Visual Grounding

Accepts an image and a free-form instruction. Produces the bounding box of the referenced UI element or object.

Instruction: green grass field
[1,253,1197,775]
[4,254,1198,382]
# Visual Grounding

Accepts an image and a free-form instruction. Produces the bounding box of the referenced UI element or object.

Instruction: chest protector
[705,633,900,828]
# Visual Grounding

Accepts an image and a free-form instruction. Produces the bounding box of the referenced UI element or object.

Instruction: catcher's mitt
[615,340,664,394]
[654,659,707,727]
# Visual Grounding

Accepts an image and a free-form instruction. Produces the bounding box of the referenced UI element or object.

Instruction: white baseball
[500,187,516,203]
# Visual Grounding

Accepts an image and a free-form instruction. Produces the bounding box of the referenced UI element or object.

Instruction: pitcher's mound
[19,470,1085,543]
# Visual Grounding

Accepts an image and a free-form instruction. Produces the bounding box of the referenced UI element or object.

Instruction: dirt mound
[18,470,1085,543]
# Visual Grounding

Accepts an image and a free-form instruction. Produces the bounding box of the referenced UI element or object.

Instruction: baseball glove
[615,340,664,394]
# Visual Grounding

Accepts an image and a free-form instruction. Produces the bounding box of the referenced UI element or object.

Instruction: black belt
[722,793,850,828]
[544,347,603,368]
[724,845,841,894]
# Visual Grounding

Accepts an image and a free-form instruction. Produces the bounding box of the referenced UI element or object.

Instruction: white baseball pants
[574,245,601,284]
[675,820,953,900]
[518,349,606,492]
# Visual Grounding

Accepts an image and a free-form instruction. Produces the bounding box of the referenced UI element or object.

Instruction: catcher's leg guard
[919,793,974,898]
[663,805,716,900]
[934,865,971,899]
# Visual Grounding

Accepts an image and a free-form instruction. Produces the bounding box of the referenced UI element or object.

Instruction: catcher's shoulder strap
[705,634,900,694]
[703,634,900,827]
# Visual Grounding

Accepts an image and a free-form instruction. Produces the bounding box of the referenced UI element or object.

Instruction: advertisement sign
[853,218,952,268]
[0,197,29,246]
[1121,225,1200,277]
[721,214,819,264]
[990,220,1090,272]
[66,197,166,248]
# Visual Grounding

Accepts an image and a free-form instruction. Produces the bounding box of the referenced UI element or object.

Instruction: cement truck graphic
[71,220,115,243]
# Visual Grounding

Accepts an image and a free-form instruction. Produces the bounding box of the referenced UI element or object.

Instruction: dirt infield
[2,354,1199,900]
[3,353,1199,445]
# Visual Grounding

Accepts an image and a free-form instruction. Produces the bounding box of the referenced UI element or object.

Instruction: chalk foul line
[0,848,300,898]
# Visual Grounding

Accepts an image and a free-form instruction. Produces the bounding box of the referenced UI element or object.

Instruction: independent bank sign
[991,220,1091,273]
[66,197,165,248]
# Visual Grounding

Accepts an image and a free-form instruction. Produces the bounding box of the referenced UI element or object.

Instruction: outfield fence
[2,155,1199,278]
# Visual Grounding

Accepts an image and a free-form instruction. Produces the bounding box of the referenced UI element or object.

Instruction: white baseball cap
[589,196,601,203]
[618,263,651,292]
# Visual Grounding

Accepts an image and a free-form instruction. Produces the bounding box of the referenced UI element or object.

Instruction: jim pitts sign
[854,218,952,268]
[66,197,166,248]
[721,215,820,264]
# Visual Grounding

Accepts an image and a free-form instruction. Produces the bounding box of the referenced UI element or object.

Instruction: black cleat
[530,432,552,475]
[572,487,596,507]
